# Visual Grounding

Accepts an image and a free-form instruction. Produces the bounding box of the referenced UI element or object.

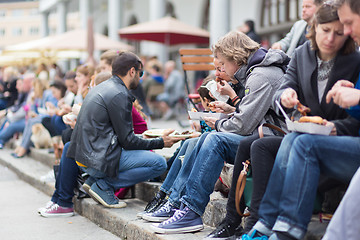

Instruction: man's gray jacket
[279,20,307,56]
[67,75,164,178]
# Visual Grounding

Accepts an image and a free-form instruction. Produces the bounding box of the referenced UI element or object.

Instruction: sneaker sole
[82,183,91,195]
[40,212,75,218]
[89,189,127,208]
[142,213,171,222]
[151,223,204,234]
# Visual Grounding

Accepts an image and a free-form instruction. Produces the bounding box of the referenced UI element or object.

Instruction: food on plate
[173,130,193,135]
[298,116,324,125]
[297,102,311,116]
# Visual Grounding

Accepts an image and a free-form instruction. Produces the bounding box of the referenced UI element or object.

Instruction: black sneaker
[145,191,167,212]
[205,219,240,239]
[137,191,167,218]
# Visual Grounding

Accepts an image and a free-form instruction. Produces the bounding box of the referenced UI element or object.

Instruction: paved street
[0,165,122,240]
[0,118,189,240]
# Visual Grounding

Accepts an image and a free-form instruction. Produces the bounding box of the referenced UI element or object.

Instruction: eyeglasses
[138,70,144,78]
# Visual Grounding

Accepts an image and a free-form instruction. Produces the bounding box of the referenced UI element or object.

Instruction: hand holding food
[280,88,299,109]
[297,102,311,116]
[162,129,185,147]
[209,101,235,114]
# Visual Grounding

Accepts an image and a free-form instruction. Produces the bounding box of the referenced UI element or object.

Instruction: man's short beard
[129,77,138,89]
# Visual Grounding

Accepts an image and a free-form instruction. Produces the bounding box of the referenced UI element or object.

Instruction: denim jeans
[255,133,360,239]
[0,119,25,144]
[89,149,167,191]
[160,137,199,195]
[21,116,44,149]
[51,142,79,208]
[179,132,245,216]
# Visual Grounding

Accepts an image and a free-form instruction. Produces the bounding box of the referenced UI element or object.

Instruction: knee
[153,156,167,173]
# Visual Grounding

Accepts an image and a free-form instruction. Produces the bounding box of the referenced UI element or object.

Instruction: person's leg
[166,132,211,207]
[180,132,244,216]
[97,150,167,190]
[250,132,301,237]
[271,134,360,240]
[225,134,261,225]
[160,138,199,194]
[0,119,25,144]
[50,142,79,208]
[51,115,67,136]
[152,132,244,234]
[206,134,261,239]
[40,142,77,217]
[322,167,360,240]
[244,136,283,232]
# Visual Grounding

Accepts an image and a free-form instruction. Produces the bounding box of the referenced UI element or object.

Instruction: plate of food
[143,129,168,137]
[276,100,333,135]
[169,130,195,138]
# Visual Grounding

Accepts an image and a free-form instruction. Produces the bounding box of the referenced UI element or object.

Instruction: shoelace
[161,208,186,225]
[46,203,59,212]
[241,230,268,240]
[154,201,171,214]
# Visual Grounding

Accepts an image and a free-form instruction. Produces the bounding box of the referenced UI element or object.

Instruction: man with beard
[67,52,181,208]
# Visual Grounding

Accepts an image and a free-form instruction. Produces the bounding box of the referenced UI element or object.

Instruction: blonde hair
[212,31,260,67]
[33,77,49,99]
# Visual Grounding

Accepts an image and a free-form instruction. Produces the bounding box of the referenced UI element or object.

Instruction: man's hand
[280,88,299,109]
[162,129,185,147]
[326,80,360,108]
[271,42,282,50]
[209,101,235,114]
[203,117,217,129]
[217,80,237,99]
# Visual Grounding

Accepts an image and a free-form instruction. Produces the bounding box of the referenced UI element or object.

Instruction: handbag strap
[258,123,286,138]
[235,124,286,217]
[235,160,251,217]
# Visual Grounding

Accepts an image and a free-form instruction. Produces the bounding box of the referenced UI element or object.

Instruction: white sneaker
[37,201,55,214]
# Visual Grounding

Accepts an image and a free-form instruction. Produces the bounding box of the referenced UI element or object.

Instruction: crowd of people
[0,0,359,239]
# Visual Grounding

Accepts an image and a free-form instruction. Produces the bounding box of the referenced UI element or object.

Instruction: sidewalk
[0,165,121,240]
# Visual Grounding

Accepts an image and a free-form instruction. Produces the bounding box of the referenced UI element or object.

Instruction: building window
[29,8,38,16]
[12,9,23,17]
[0,29,5,36]
[29,27,39,35]
[0,10,6,17]
[12,27,22,36]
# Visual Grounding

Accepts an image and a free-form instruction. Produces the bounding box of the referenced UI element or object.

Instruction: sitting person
[140,57,245,217]
[11,78,59,158]
[145,31,289,234]
[242,2,360,239]
[0,73,33,149]
[155,60,185,120]
[208,3,360,239]
[66,52,182,209]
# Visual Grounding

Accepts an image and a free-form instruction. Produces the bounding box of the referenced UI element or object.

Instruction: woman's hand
[209,101,235,114]
[323,120,336,136]
[280,88,299,109]
[162,129,185,147]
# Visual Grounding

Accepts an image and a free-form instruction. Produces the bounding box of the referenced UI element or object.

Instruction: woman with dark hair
[241,3,360,239]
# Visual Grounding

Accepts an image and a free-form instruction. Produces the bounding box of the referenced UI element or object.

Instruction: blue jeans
[0,119,25,144]
[21,116,44,149]
[87,149,167,191]
[255,133,360,239]
[160,137,199,195]
[51,142,79,208]
[178,132,245,216]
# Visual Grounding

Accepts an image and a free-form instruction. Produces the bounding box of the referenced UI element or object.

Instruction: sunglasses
[138,70,144,78]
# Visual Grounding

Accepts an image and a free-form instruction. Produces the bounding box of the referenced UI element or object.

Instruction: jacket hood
[233,48,290,84]
[247,48,290,74]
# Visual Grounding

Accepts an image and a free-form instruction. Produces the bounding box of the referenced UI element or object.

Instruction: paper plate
[143,129,168,137]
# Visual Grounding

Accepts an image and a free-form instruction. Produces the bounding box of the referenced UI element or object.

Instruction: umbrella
[4,29,133,52]
[118,16,209,45]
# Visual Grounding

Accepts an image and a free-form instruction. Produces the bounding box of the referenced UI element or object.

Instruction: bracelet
[231,96,240,105]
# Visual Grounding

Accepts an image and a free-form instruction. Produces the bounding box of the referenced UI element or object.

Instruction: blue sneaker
[142,201,177,222]
[151,205,204,234]
[89,182,127,208]
[82,176,96,195]
[240,230,269,240]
